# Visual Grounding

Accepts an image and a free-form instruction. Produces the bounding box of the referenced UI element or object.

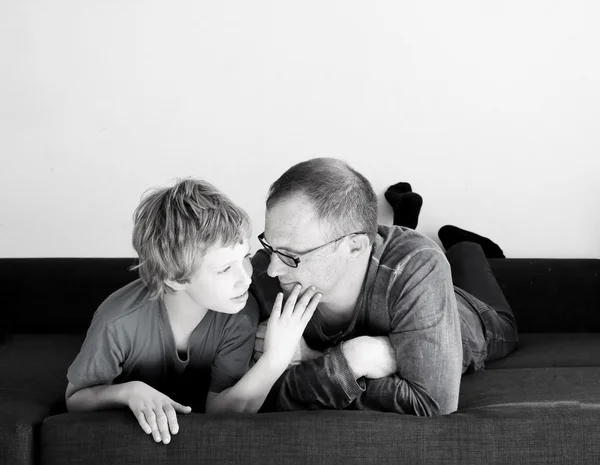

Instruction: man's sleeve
[208,294,259,393]
[66,313,125,390]
[352,248,463,415]
[251,250,366,410]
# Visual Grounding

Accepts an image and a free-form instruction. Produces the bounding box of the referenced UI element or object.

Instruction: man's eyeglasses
[257,231,368,268]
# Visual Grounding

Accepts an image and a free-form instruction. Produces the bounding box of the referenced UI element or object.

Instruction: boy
[66,178,321,444]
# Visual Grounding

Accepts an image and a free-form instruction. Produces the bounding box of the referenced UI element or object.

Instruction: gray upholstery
[1,257,600,464]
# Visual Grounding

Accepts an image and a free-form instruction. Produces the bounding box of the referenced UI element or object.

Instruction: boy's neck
[162,291,209,322]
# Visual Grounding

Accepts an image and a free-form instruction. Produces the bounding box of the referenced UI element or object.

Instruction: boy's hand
[255,326,323,366]
[289,335,324,366]
[341,336,397,380]
[126,381,192,444]
[258,285,322,370]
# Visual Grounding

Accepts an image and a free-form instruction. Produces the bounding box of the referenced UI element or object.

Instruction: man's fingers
[155,409,171,444]
[253,350,263,362]
[134,409,152,435]
[163,403,179,435]
[255,338,264,353]
[256,322,268,338]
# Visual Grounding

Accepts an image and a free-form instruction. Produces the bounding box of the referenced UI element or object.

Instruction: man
[251,158,518,415]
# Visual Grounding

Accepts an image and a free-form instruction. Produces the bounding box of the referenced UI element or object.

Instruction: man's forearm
[352,375,448,416]
[66,382,132,412]
[206,354,288,414]
[272,344,365,411]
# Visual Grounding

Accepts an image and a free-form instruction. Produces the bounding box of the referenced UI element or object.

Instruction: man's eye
[244,253,252,260]
[219,267,231,274]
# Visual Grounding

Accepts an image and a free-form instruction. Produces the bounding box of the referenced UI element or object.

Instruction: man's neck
[318,251,371,323]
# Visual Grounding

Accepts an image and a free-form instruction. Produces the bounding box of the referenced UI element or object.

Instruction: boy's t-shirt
[67,279,259,412]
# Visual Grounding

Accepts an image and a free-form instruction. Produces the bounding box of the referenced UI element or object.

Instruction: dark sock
[385,182,423,229]
[438,225,505,258]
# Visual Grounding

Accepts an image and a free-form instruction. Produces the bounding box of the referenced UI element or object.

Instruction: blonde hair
[131,178,251,299]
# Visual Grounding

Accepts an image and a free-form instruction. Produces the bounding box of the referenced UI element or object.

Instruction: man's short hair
[266,158,378,243]
[132,178,251,299]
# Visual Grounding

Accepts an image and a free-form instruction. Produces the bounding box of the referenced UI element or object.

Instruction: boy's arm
[66,316,190,444]
[205,286,321,413]
[66,380,191,444]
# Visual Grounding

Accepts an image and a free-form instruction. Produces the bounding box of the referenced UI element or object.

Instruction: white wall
[1,1,598,258]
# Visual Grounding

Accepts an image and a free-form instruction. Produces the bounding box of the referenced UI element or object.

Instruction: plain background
[1,1,598,258]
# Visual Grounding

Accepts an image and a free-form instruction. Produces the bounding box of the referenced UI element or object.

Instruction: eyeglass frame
[257,231,368,268]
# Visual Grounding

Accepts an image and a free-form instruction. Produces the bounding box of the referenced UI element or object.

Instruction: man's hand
[253,285,321,370]
[341,336,397,380]
[126,381,192,444]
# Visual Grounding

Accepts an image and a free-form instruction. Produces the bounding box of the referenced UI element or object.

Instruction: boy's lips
[232,290,249,300]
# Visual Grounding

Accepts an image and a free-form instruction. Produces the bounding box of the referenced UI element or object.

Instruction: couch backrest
[489,258,600,332]
[1,258,139,334]
[1,257,599,335]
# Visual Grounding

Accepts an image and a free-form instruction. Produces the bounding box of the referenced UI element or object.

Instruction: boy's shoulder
[213,292,260,334]
[93,279,156,327]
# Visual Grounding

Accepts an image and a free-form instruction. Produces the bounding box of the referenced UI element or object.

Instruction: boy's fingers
[143,408,161,442]
[155,409,171,444]
[302,293,322,322]
[269,293,283,319]
[134,409,152,435]
[253,350,263,362]
[294,287,319,315]
[163,404,179,435]
[171,401,192,414]
[282,285,302,317]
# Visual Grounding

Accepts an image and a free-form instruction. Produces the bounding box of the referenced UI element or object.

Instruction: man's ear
[165,279,186,292]
[347,233,370,259]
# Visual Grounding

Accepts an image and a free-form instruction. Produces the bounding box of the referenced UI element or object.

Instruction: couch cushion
[485,333,600,369]
[459,366,600,410]
[41,407,600,465]
[0,334,83,465]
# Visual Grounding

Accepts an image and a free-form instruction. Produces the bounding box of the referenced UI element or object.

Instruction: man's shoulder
[93,279,156,328]
[375,225,446,271]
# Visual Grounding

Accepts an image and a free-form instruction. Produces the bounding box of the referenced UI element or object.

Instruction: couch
[1,256,600,465]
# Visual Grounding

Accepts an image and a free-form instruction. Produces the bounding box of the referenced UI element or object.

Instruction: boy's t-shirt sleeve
[208,293,260,393]
[67,312,126,390]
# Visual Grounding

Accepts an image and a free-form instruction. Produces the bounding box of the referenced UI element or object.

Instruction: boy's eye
[219,266,231,274]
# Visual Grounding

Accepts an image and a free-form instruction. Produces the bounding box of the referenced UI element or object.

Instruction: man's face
[179,238,253,314]
[263,194,348,299]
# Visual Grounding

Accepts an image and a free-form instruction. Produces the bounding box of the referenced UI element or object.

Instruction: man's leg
[446,241,518,362]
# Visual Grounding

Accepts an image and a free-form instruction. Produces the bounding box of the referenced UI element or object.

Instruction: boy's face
[180,238,253,314]
[263,194,350,302]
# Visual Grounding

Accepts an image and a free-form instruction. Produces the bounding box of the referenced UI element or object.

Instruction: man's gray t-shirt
[67,279,259,412]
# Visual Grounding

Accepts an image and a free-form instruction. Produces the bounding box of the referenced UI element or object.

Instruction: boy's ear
[165,279,186,292]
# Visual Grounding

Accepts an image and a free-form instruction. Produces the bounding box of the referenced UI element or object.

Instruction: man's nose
[267,253,288,278]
